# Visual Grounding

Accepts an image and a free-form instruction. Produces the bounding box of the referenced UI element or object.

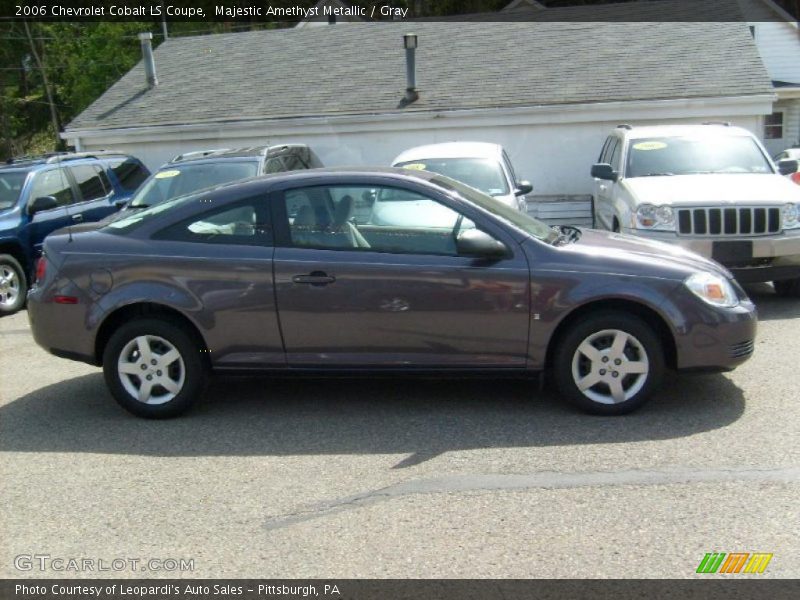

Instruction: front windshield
[431,174,554,242]
[626,135,773,177]
[129,160,259,208]
[0,171,28,212]
[395,158,509,196]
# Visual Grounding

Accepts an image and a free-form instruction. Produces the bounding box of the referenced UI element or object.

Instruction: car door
[271,177,531,368]
[593,136,620,230]
[23,167,78,257]
[68,163,117,222]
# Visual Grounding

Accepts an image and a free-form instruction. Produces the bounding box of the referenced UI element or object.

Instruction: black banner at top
[1,0,798,23]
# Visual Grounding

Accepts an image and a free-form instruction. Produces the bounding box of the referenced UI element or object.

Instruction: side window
[69,164,109,202]
[282,185,481,257]
[153,200,270,246]
[108,158,149,191]
[602,138,619,166]
[502,150,518,183]
[27,169,76,207]
[598,137,613,162]
[609,138,622,171]
[264,157,287,174]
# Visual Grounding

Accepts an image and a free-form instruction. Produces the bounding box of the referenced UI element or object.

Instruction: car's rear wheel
[773,278,800,298]
[553,312,664,415]
[0,254,26,316]
[103,318,207,418]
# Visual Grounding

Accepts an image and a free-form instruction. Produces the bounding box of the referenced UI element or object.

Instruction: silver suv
[591,123,800,295]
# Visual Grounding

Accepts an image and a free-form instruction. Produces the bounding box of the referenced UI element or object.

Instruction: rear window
[108,158,150,191]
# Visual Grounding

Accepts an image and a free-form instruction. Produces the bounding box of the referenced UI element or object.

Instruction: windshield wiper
[640,172,675,177]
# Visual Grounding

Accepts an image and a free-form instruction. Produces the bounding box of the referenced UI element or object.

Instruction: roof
[392,142,504,164]
[619,124,756,139]
[67,16,773,132]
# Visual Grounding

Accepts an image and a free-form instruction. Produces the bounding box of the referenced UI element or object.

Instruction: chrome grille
[677,207,781,236]
[729,340,755,359]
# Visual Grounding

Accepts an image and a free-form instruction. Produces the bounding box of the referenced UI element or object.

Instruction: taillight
[791,172,800,186]
[35,257,46,283]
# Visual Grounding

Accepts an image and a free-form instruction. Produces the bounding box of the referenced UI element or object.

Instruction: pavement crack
[263,465,800,531]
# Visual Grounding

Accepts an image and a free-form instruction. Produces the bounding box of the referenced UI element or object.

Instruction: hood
[0,207,21,233]
[624,173,800,205]
[556,228,730,281]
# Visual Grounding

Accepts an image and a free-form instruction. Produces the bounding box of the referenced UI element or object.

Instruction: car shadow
[0,370,745,468]
[744,283,800,321]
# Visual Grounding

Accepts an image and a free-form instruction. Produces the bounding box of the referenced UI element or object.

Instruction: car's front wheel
[0,254,26,316]
[103,318,207,418]
[553,312,664,415]
[773,278,800,298]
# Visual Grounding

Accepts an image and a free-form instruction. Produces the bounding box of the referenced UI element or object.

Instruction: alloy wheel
[0,266,19,308]
[570,328,649,405]
[117,335,186,405]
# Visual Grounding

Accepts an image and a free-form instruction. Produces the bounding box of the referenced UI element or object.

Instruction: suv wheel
[103,318,207,418]
[553,312,664,415]
[0,254,26,315]
[773,278,800,298]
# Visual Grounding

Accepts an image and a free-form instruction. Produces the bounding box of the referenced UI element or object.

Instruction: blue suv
[0,152,149,314]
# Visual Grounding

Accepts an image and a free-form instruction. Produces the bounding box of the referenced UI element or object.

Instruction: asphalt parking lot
[1,284,798,579]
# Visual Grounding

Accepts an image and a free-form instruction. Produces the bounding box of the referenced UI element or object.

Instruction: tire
[102,318,207,418]
[0,254,26,316]
[553,311,665,415]
[773,278,800,298]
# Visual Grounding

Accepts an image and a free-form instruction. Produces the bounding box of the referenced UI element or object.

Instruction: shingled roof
[66,18,773,132]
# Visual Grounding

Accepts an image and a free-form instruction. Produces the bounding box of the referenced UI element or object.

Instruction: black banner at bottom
[2,579,799,600]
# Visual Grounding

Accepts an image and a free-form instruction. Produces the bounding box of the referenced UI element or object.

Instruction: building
[62,0,777,206]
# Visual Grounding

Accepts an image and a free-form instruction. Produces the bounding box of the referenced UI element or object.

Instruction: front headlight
[635,203,675,230]
[781,203,800,229]
[684,272,739,308]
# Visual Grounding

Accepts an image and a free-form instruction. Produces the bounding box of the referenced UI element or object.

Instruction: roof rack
[616,124,633,130]
[702,121,731,126]
[3,150,126,166]
[170,149,231,163]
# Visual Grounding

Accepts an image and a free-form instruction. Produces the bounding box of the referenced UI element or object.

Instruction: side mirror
[591,163,618,181]
[515,180,533,196]
[778,159,799,176]
[28,196,58,215]
[456,229,508,258]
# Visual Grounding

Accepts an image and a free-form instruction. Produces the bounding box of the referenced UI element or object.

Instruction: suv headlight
[635,204,675,230]
[684,272,738,308]
[781,203,800,229]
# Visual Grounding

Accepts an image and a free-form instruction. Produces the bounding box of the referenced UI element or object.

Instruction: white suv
[591,123,800,296]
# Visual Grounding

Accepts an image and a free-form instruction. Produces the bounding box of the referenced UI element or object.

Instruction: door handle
[292,271,336,286]
[71,213,83,222]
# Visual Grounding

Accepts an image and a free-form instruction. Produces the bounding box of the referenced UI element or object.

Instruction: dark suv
[0,152,149,314]
[114,144,323,218]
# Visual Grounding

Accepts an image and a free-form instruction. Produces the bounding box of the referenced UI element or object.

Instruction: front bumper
[621,227,800,282]
[666,287,758,372]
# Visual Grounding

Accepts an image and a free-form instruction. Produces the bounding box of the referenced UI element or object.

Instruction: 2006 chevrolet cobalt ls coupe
[27,167,756,418]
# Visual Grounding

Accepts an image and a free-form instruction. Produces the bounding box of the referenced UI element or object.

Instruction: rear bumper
[27,286,97,366]
[622,227,800,282]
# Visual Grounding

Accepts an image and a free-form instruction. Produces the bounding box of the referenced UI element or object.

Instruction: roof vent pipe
[138,32,158,88]
[402,33,419,105]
